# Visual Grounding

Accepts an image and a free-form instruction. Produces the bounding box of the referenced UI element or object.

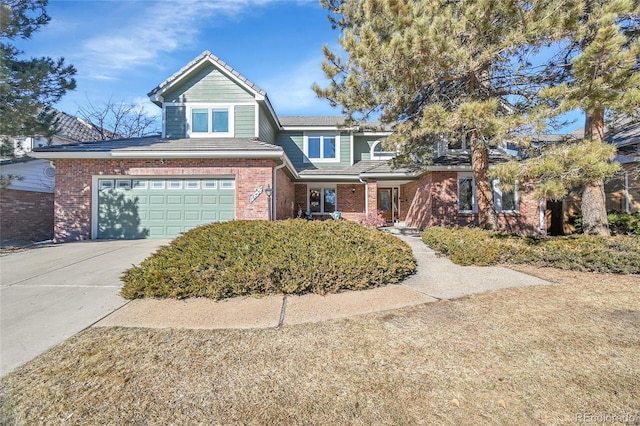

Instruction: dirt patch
[2,269,639,425]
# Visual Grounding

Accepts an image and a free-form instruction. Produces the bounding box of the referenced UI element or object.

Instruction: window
[192,109,209,133]
[371,140,396,160]
[116,180,131,190]
[202,180,217,189]
[167,180,182,190]
[188,106,233,137]
[98,180,114,190]
[185,180,200,190]
[212,109,229,133]
[458,175,476,213]
[151,180,165,190]
[219,179,235,189]
[493,180,519,212]
[304,134,339,162]
[309,187,336,214]
[132,180,148,190]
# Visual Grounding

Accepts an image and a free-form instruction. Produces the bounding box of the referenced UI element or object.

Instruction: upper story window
[371,140,396,160]
[188,105,234,137]
[304,133,340,163]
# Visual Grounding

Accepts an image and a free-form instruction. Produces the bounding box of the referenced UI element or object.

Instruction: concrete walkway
[1,239,167,376]
[96,233,550,330]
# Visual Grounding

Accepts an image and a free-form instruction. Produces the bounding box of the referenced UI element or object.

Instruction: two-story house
[31,51,542,242]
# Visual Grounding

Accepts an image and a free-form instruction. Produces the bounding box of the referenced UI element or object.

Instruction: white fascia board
[29,151,113,159]
[282,126,358,132]
[424,165,473,172]
[359,172,421,179]
[296,175,361,182]
[356,131,393,136]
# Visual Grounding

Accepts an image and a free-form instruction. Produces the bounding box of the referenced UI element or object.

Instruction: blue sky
[15,0,344,122]
[15,0,583,133]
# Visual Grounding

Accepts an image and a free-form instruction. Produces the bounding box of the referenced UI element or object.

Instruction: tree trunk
[581,180,610,236]
[582,106,611,236]
[471,137,499,231]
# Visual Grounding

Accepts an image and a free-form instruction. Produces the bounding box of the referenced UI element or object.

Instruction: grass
[121,219,416,300]
[2,268,638,425]
[421,226,640,274]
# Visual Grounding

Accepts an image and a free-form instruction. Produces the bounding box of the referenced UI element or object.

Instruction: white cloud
[79,0,272,80]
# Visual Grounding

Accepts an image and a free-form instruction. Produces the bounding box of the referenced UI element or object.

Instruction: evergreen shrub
[421,226,639,274]
[121,220,416,300]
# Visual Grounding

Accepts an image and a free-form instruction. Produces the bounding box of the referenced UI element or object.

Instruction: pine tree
[313,0,572,230]
[0,0,76,157]
[494,0,639,235]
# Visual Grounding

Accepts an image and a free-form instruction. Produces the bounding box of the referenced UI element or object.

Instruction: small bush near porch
[421,227,640,274]
[122,220,416,300]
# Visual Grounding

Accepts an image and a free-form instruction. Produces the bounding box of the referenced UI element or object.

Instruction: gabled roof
[147,50,281,130]
[53,109,118,143]
[148,51,266,101]
[607,121,640,148]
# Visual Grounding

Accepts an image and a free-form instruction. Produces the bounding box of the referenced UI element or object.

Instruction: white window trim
[308,185,337,214]
[370,139,396,160]
[457,172,477,213]
[493,179,519,213]
[186,104,235,138]
[303,132,341,163]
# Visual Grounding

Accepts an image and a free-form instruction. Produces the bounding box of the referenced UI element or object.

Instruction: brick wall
[53,158,286,242]
[275,167,295,220]
[0,189,54,244]
[405,171,541,234]
[294,184,307,218]
[337,184,366,221]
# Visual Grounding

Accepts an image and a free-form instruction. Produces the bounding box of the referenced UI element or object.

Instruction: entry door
[377,188,392,223]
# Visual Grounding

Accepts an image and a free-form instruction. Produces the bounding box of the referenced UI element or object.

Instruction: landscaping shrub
[421,226,640,274]
[121,220,416,300]
[570,211,640,235]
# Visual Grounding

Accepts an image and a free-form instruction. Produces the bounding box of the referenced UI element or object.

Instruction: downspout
[359,176,368,216]
[272,161,286,221]
[539,199,546,234]
[624,170,630,213]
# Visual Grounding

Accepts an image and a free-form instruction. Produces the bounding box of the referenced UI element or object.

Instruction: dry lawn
[1,268,639,425]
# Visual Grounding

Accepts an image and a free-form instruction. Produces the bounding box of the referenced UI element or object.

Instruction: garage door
[97,178,235,239]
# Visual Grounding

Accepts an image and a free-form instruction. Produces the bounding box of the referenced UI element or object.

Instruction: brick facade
[337,184,366,221]
[404,171,541,234]
[0,189,54,244]
[53,158,288,242]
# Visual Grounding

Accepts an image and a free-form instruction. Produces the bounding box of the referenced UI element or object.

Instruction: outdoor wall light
[265,185,272,197]
[351,187,356,193]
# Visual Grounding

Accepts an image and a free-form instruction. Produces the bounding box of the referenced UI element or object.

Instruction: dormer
[147,51,280,142]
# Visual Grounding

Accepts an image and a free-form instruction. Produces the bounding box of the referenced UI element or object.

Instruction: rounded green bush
[121,220,417,300]
[421,226,640,274]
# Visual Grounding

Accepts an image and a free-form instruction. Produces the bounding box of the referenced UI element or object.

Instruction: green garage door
[97,178,235,239]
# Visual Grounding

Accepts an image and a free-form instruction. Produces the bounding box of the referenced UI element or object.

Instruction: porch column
[367,179,378,216]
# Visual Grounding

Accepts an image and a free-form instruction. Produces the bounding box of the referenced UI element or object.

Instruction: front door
[377,188,392,223]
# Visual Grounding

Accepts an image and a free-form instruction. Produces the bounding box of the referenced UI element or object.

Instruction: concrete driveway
[0,239,168,376]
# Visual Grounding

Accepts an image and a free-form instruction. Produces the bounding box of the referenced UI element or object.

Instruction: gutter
[31,149,300,181]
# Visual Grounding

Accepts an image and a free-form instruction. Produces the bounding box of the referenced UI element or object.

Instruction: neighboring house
[0,109,111,245]
[605,120,640,214]
[31,51,542,242]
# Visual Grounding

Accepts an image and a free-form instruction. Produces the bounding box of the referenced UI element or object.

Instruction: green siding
[165,106,186,138]
[354,136,377,162]
[234,105,255,137]
[339,132,350,166]
[278,131,352,169]
[258,105,277,144]
[163,63,254,103]
[277,132,305,168]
